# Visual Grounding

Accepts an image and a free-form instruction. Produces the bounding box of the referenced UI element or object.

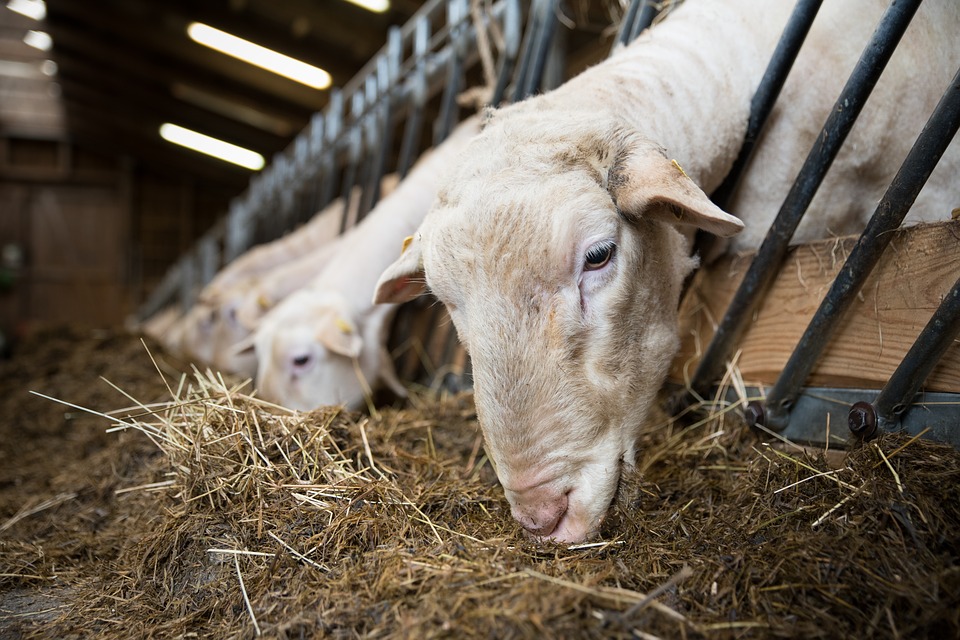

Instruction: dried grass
[1,329,958,638]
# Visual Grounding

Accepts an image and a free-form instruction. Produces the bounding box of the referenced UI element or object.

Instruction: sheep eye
[584,242,615,271]
[292,354,312,368]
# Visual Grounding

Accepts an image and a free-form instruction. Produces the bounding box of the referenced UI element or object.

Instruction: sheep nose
[505,486,569,538]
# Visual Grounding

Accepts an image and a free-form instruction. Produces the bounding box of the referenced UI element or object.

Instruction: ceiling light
[342,0,389,13]
[160,123,265,170]
[23,29,52,51]
[7,0,46,21]
[186,22,331,89]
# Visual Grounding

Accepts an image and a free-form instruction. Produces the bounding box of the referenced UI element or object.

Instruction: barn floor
[0,329,958,638]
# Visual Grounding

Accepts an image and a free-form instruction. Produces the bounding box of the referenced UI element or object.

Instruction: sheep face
[376,118,743,542]
[210,292,258,378]
[177,302,218,365]
[253,290,369,411]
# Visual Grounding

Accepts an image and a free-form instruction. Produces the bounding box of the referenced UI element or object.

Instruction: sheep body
[375,0,960,542]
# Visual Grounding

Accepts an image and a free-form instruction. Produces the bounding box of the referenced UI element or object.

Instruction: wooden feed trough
[672,219,960,393]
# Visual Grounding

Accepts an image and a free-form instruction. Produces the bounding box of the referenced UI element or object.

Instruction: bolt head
[744,402,765,428]
[848,401,878,439]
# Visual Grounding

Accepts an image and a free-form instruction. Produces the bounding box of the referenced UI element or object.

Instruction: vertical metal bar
[628,3,659,42]
[340,91,365,233]
[688,0,923,401]
[276,152,295,233]
[320,90,343,212]
[761,65,960,430]
[397,16,430,178]
[612,0,642,54]
[366,27,402,211]
[435,0,467,144]
[874,274,960,429]
[711,0,824,210]
[612,0,660,54]
[179,253,196,311]
[522,0,558,97]
[510,0,540,102]
[305,111,325,217]
[198,234,218,287]
[490,0,521,107]
[356,73,380,220]
[248,172,267,246]
[293,135,310,225]
[540,11,567,92]
[224,199,244,263]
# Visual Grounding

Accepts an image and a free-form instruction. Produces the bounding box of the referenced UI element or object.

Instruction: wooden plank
[671,220,960,392]
[25,184,129,326]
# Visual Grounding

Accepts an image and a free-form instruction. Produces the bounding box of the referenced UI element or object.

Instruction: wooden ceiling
[1,0,427,191]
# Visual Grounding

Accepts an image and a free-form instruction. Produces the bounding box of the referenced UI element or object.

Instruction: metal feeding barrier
[677,0,960,448]
[139,0,959,448]
[136,0,556,322]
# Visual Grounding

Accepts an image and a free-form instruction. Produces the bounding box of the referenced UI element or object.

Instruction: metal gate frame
[673,0,960,448]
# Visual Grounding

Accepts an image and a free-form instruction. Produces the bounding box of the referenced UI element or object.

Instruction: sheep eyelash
[583,241,617,271]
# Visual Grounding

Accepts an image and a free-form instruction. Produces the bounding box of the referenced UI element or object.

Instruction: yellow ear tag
[671,159,690,179]
[401,235,414,254]
[257,294,270,310]
[335,317,353,334]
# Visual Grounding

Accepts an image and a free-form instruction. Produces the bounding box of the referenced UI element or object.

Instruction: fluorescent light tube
[7,0,46,21]
[187,22,331,90]
[160,123,265,171]
[343,0,389,13]
[23,29,52,51]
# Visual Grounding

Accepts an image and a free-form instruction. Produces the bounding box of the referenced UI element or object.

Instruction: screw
[848,401,877,439]
[744,401,765,428]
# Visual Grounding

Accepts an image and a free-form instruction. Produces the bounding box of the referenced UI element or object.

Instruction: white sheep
[163,301,217,366]
[252,115,482,411]
[199,176,398,308]
[375,0,960,543]
[162,177,399,377]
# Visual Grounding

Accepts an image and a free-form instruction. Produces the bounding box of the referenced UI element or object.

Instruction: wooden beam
[0,163,118,185]
[672,220,960,393]
[45,1,331,110]
[56,65,289,154]
[62,104,251,190]
[47,25,313,125]
[54,54,302,139]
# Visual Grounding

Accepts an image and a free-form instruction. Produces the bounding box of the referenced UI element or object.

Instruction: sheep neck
[543,0,784,195]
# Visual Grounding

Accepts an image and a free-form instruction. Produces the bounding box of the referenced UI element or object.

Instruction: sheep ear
[318,314,363,358]
[611,152,744,237]
[374,234,426,304]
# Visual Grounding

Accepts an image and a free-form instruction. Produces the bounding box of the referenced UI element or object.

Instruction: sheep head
[376,112,742,542]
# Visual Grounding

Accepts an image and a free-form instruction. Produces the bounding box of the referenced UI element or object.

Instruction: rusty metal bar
[757,64,960,430]
[848,274,960,440]
[687,0,923,402]
[710,0,824,210]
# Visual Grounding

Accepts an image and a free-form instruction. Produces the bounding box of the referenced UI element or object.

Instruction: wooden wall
[0,136,234,334]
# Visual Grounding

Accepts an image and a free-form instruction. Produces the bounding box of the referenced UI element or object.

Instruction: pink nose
[506,486,569,537]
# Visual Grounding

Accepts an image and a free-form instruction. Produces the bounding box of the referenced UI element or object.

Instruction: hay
[1,330,959,638]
